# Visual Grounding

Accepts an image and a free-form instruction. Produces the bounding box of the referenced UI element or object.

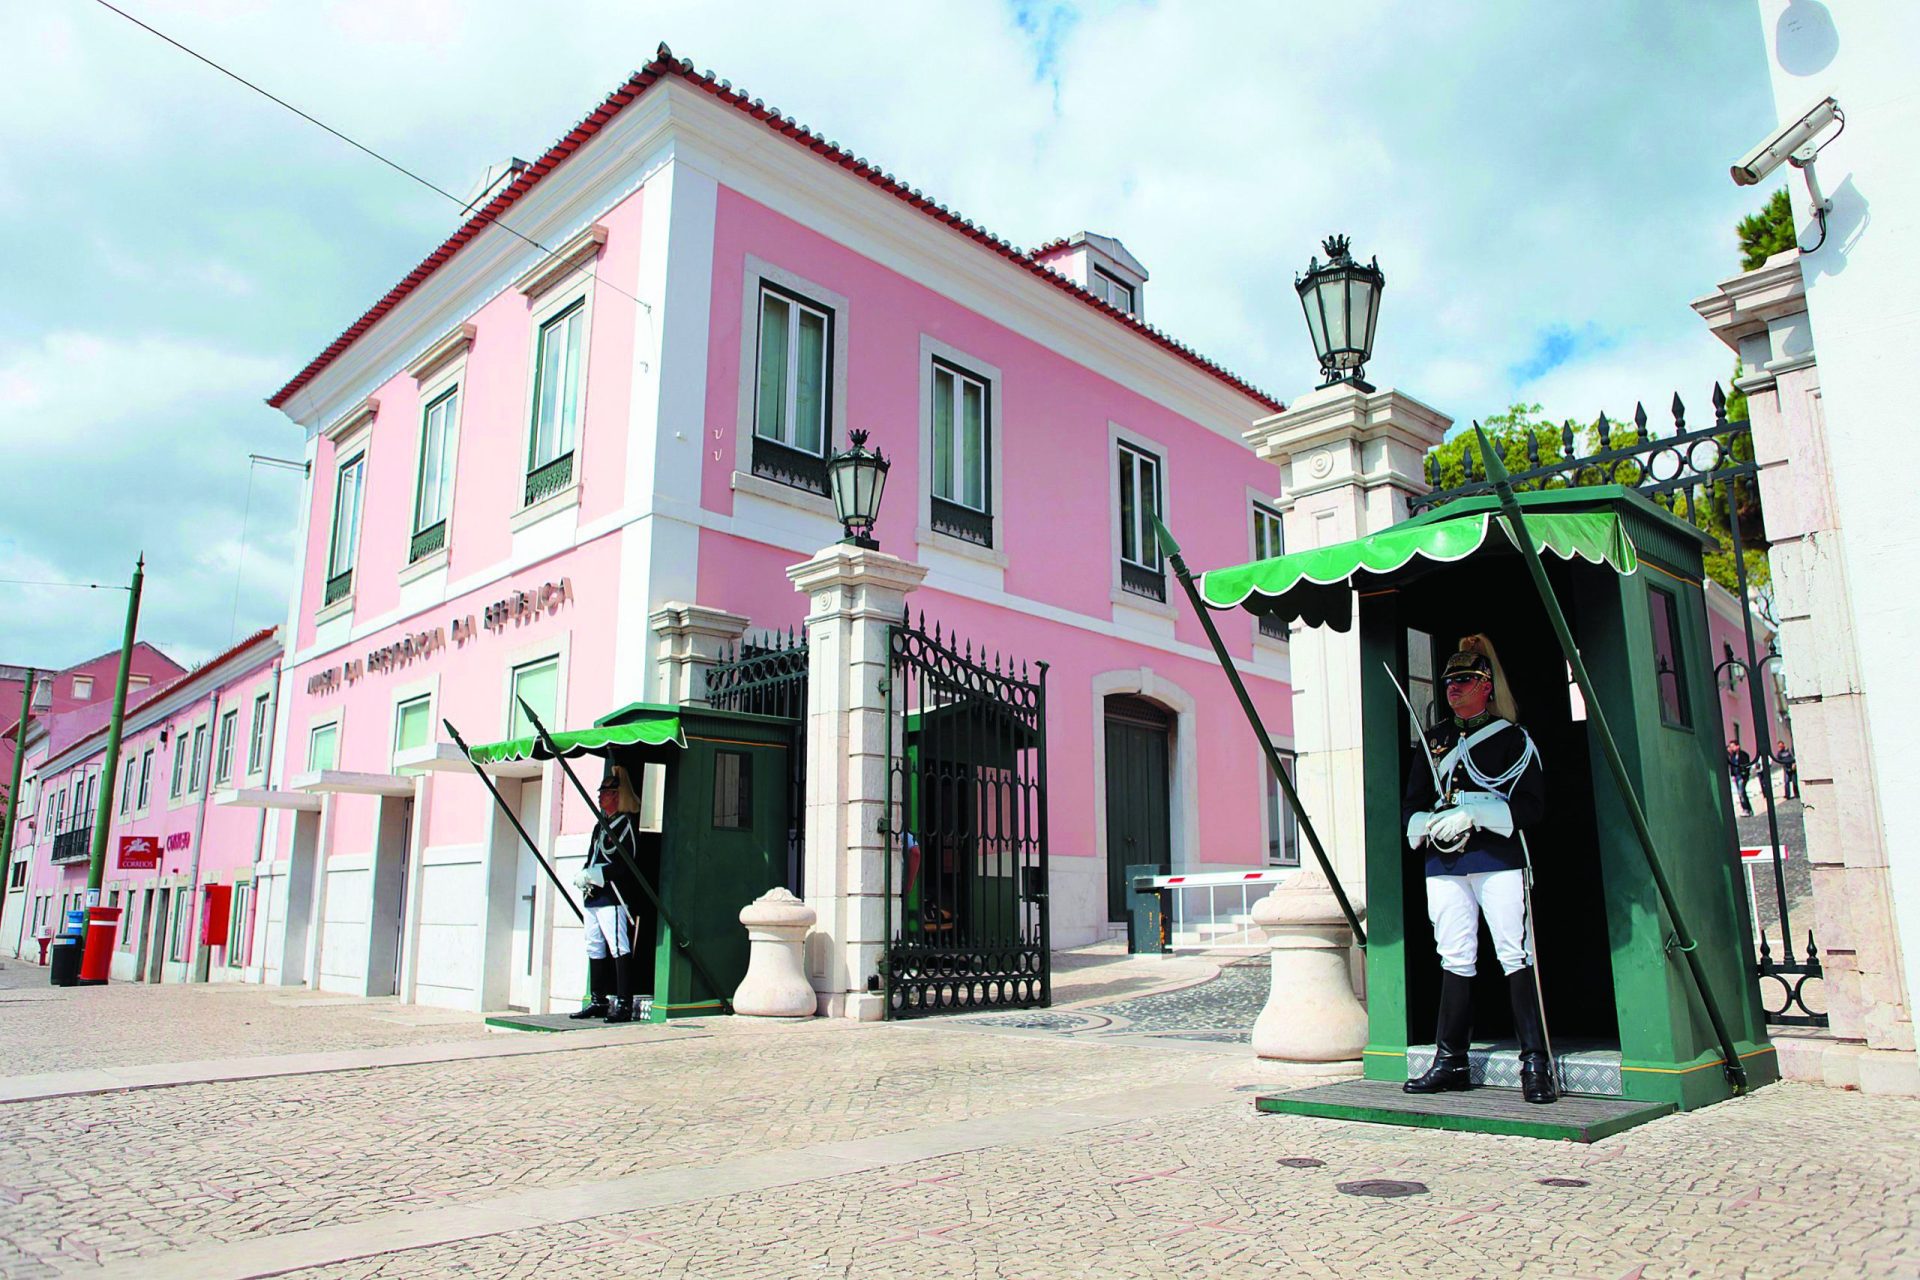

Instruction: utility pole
[85,556,145,903]
[0,668,38,923]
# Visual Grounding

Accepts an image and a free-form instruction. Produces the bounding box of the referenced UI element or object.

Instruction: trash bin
[49,936,84,986]
[1125,863,1170,955]
[79,906,122,985]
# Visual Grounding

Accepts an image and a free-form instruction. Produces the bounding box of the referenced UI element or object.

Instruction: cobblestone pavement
[2,949,1916,1280]
[0,960,490,1075]
[287,1080,1920,1280]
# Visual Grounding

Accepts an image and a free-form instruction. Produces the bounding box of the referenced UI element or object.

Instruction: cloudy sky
[0,1,1778,670]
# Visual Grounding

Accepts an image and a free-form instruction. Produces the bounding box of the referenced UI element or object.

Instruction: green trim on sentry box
[1254,1080,1675,1144]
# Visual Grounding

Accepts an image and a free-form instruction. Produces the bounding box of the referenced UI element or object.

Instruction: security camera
[1731,96,1841,186]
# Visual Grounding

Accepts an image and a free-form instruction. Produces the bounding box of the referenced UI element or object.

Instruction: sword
[1382,663,1449,805]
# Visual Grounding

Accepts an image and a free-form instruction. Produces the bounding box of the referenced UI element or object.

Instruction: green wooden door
[1104,697,1172,921]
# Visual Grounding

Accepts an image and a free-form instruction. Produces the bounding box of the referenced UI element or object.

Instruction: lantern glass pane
[1301,288,1329,360]
[1321,278,1350,350]
[830,458,857,524]
[867,458,888,523]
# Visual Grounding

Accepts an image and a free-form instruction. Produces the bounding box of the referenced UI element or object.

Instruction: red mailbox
[200,884,232,946]
[78,906,121,985]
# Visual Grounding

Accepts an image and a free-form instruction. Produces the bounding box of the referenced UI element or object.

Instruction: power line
[0,579,130,591]
[91,0,652,319]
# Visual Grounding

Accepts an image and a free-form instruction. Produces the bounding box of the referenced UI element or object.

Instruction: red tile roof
[268,45,1282,414]
[37,627,280,765]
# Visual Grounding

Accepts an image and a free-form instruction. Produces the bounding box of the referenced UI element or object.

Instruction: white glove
[1426,808,1475,846]
[1406,812,1433,849]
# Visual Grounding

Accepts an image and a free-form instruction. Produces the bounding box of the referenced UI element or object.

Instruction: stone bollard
[1251,864,1368,1069]
[733,888,819,1018]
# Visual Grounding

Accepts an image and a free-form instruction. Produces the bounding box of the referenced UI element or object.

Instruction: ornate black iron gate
[704,628,808,895]
[883,615,1050,1018]
[1411,387,1824,1027]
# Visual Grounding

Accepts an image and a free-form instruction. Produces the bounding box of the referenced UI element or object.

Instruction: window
[228,883,252,968]
[1092,266,1135,315]
[9,862,24,890]
[393,694,432,757]
[120,755,134,814]
[752,284,832,492]
[215,710,238,785]
[930,359,992,544]
[526,302,584,505]
[507,659,559,740]
[308,722,339,772]
[249,692,272,774]
[170,735,188,798]
[171,891,191,962]
[188,724,207,792]
[1266,754,1301,867]
[1649,586,1691,729]
[48,788,62,834]
[410,388,458,561]
[1253,503,1287,639]
[712,751,752,830]
[72,675,94,699]
[137,750,152,809]
[70,780,86,830]
[128,674,150,690]
[1117,442,1165,600]
[83,773,97,826]
[326,451,366,605]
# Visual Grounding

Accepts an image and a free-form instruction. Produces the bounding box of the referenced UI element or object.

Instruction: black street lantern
[827,428,890,549]
[1296,234,1385,391]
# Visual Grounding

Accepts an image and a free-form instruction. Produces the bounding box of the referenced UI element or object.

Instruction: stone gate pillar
[788,545,928,1019]
[650,602,751,705]
[1245,384,1450,889]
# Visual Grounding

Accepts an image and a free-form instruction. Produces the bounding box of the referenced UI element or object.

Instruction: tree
[1737,188,1795,271]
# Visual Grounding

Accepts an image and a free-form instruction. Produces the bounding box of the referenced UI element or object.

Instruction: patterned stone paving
[2,950,1916,1279]
[286,1080,1920,1280]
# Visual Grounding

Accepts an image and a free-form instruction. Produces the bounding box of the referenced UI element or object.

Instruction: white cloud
[0,0,1777,665]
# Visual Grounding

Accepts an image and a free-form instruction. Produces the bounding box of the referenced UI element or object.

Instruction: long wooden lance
[1469,423,1747,1091]
[442,718,584,922]
[516,698,734,1016]
[1151,515,1366,947]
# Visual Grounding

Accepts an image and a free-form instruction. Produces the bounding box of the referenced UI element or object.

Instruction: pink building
[4,629,280,982]
[254,47,1299,1014]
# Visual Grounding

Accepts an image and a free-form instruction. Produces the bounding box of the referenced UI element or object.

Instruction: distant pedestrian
[1775,739,1800,800]
[1727,740,1754,817]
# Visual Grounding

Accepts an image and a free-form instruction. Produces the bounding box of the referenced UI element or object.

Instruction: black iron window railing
[52,827,92,864]
[1120,559,1166,602]
[409,521,447,564]
[1259,614,1288,640]
[524,452,575,508]
[323,570,354,607]
[751,436,829,496]
[930,497,993,548]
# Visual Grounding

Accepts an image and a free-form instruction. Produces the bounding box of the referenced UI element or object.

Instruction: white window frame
[169,734,188,799]
[390,688,435,769]
[516,267,596,522]
[72,675,93,699]
[1249,490,1289,651]
[1264,751,1301,868]
[1092,266,1135,315]
[527,302,585,474]
[187,722,208,793]
[752,283,832,458]
[215,708,238,786]
[324,447,367,607]
[413,387,458,538]
[731,256,850,521]
[248,690,273,777]
[1108,423,1176,623]
[916,335,1007,571]
[137,749,152,811]
[1117,442,1163,572]
[120,756,134,814]
[307,718,341,773]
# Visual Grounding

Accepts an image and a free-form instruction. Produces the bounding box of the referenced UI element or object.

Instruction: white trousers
[582,903,633,959]
[1426,869,1531,977]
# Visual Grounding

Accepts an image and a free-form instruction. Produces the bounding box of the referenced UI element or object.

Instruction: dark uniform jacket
[1401,717,1547,877]
[582,812,643,910]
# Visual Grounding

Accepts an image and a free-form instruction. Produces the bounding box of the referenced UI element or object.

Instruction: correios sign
[307,577,573,696]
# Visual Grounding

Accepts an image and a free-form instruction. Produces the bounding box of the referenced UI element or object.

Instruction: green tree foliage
[1427,401,1768,595]
[1737,188,1796,271]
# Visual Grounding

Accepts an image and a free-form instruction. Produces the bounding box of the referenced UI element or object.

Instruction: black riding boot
[1404,970,1474,1094]
[605,950,637,1023]
[570,957,612,1019]
[1508,966,1558,1104]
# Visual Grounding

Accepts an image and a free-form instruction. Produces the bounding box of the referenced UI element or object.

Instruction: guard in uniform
[570,761,644,1023]
[1401,635,1556,1104]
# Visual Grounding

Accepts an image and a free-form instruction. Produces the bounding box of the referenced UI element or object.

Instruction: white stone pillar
[1244,385,1449,888]
[733,888,818,1017]
[1251,864,1368,1069]
[788,545,928,1020]
[649,602,751,706]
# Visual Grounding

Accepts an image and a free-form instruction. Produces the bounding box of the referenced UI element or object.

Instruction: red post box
[201,884,232,946]
[77,906,121,985]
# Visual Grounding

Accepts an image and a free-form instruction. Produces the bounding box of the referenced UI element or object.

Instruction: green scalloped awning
[1197,511,1637,631]
[466,712,685,765]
